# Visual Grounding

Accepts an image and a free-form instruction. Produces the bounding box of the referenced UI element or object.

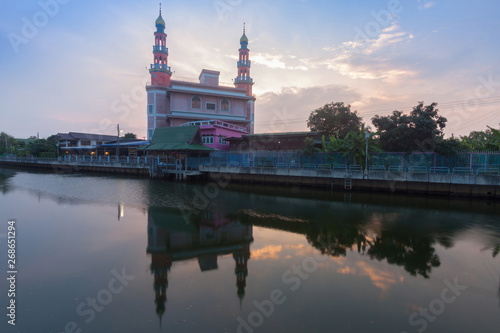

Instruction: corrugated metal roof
[57,132,118,141]
[143,126,213,151]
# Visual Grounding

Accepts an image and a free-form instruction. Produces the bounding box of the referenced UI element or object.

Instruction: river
[0,168,499,333]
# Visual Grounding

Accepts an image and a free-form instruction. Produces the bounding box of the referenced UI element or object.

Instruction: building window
[148,129,153,138]
[148,105,153,113]
[206,102,216,111]
[218,136,227,145]
[96,141,103,145]
[203,136,214,144]
[191,96,201,109]
[80,140,91,146]
[221,99,230,112]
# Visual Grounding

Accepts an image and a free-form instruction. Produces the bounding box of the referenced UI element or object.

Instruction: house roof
[57,132,118,141]
[227,131,322,141]
[143,126,213,151]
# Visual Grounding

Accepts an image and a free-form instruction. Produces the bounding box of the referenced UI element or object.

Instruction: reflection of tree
[306,224,369,257]
[0,169,16,194]
[367,233,440,279]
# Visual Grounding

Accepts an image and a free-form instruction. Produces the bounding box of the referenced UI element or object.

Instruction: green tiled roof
[143,126,213,151]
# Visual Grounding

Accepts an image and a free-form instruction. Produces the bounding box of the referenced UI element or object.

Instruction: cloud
[319,23,416,83]
[418,0,436,10]
[240,52,309,71]
[255,84,361,133]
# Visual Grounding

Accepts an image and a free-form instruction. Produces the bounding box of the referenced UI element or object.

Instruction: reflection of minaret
[147,206,254,319]
[233,244,250,307]
[151,252,171,324]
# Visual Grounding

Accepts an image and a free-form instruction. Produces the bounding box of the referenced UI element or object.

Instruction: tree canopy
[307,102,362,138]
[123,132,137,139]
[371,102,447,152]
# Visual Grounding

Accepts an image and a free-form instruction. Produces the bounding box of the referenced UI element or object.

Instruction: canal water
[0,168,499,333]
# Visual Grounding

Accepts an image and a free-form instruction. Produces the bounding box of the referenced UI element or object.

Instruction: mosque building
[146,6,255,150]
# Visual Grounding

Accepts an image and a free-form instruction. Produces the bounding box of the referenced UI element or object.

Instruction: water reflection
[2,168,500,331]
[146,206,253,323]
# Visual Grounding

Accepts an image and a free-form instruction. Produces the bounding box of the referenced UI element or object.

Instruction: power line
[253,95,500,127]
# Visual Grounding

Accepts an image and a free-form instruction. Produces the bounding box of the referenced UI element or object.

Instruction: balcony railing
[235,76,253,83]
[180,120,248,133]
[150,64,171,72]
[153,45,168,53]
[237,60,251,66]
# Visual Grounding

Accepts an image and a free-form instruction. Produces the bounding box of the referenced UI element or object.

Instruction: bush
[39,152,57,158]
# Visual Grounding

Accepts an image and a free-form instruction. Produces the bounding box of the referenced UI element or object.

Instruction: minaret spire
[149,5,172,86]
[235,24,253,96]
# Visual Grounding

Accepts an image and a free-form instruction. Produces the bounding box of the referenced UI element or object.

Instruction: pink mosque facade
[146,7,255,150]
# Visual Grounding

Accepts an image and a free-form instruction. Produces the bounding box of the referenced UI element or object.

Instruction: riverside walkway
[199,162,500,199]
[0,156,201,179]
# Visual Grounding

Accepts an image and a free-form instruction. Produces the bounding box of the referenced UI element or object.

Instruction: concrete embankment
[0,160,149,176]
[199,165,500,199]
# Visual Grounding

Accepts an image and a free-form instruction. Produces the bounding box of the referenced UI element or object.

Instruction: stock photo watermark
[400,277,467,333]
[7,0,73,54]
[6,220,17,326]
[56,267,135,333]
[236,239,330,333]
[214,0,245,20]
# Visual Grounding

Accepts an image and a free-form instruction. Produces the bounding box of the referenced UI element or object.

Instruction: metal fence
[202,151,500,175]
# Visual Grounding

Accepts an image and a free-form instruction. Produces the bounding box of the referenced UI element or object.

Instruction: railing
[153,45,168,53]
[234,76,253,83]
[0,155,151,167]
[150,63,171,72]
[237,60,251,66]
[180,120,248,133]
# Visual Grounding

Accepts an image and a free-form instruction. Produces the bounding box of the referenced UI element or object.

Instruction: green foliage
[307,102,362,138]
[27,139,55,157]
[321,135,345,152]
[486,126,500,150]
[302,137,321,155]
[123,132,137,139]
[39,152,57,158]
[372,102,446,152]
[46,134,60,144]
[434,137,462,155]
[342,124,382,167]
[0,132,18,154]
[459,127,500,151]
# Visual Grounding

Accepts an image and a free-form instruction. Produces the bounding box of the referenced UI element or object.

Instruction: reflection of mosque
[146,207,253,322]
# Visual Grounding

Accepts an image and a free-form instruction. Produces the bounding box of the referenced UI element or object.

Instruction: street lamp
[365,126,372,174]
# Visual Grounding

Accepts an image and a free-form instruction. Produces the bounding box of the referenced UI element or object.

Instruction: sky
[1,0,499,139]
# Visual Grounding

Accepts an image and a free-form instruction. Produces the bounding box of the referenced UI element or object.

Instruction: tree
[486,126,500,150]
[307,102,362,138]
[342,124,382,167]
[372,102,447,152]
[27,139,55,157]
[123,132,137,139]
[0,132,17,154]
[434,137,462,155]
[302,137,321,155]
[321,135,345,152]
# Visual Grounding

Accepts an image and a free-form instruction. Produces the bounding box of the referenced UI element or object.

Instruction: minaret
[235,23,254,96]
[149,4,172,86]
[151,253,171,325]
[233,245,250,308]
